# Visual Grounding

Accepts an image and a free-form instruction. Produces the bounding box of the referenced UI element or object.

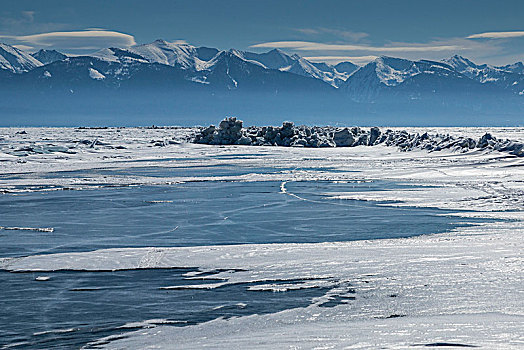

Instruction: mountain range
[0,40,522,126]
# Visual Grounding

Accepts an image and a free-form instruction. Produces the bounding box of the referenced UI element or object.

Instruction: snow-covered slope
[242,48,295,70]
[444,55,511,82]
[341,56,477,101]
[127,40,202,69]
[241,49,350,87]
[0,43,42,73]
[340,56,406,101]
[284,54,348,87]
[31,49,67,65]
[91,40,212,71]
[443,55,524,94]
[90,47,149,64]
[201,49,333,92]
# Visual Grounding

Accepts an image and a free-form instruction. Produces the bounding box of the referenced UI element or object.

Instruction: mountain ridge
[1,40,522,92]
[0,41,522,126]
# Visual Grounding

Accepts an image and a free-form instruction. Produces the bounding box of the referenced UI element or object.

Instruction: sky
[0,0,523,65]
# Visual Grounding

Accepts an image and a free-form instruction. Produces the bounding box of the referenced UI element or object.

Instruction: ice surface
[3,217,518,349]
[0,226,54,232]
[90,313,523,349]
[34,276,50,281]
[0,127,523,349]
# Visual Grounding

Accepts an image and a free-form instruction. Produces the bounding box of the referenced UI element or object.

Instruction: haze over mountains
[0,40,522,126]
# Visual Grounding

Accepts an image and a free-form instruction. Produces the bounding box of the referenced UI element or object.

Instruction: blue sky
[0,0,523,65]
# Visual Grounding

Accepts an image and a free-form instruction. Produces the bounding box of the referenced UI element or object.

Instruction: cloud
[467,31,524,39]
[251,27,521,66]
[250,41,462,52]
[304,55,378,65]
[294,28,320,36]
[0,29,136,51]
[294,28,369,42]
[249,35,512,65]
[12,44,34,51]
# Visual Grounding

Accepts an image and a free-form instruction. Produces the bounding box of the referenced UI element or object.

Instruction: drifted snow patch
[190,76,210,84]
[88,68,105,80]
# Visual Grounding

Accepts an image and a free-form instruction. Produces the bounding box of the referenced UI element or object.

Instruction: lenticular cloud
[1,29,136,50]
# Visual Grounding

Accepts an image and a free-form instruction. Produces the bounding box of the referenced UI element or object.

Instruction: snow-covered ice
[0,126,523,349]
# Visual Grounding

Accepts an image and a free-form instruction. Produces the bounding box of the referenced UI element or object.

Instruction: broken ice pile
[194,117,524,156]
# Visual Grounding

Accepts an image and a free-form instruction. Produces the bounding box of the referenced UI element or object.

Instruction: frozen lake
[0,177,489,257]
[0,127,522,349]
[0,173,492,348]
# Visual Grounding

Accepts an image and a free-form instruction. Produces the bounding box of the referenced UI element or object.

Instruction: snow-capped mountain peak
[127,39,199,69]
[0,40,522,125]
[0,43,43,73]
[31,49,67,65]
[224,49,267,69]
[340,56,475,102]
[1,40,521,107]
[502,61,524,74]
[90,47,149,64]
[88,41,356,87]
[90,39,221,71]
[245,50,350,87]
[443,55,478,71]
[372,56,420,86]
[443,55,524,89]
[206,48,349,87]
[259,48,293,66]
[240,49,295,70]
[350,56,464,88]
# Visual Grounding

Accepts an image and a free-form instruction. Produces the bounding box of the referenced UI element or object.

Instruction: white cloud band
[467,31,524,39]
[250,41,461,52]
[304,55,378,64]
[0,29,136,51]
